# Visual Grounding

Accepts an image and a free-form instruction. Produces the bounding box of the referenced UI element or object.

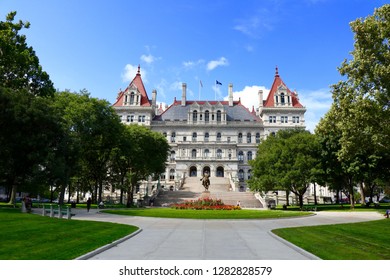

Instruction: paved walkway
[72,209,382,260]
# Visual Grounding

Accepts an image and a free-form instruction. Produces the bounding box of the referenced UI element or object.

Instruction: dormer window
[280,93,285,105]
[193,110,198,122]
[216,110,221,122]
[205,111,210,122]
[130,92,135,105]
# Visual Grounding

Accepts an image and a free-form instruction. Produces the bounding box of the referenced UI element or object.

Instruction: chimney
[152,89,157,108]
[258,90,263,108]
[258,89,264,116]
[181,83,187,106]
[228,83,233,106]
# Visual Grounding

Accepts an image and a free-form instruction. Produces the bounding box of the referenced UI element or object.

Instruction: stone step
[154,176,263,208]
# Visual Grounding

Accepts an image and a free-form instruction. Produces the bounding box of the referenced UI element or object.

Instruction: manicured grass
[276,203,390,212]
[102,207,312,219]
[272,219,390,259]
[0,208,139,260]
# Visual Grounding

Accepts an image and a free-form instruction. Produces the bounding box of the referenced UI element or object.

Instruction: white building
[113,66,306,195]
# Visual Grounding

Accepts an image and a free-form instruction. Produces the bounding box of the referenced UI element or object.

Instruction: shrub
[171,198,241,210]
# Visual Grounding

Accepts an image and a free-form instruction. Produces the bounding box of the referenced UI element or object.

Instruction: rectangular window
[281,116,288,123]
[293,116,300,123]
[269,116,276,123]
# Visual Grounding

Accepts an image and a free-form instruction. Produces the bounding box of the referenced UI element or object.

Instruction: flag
[216,80,222,85]
[200,80,203,88]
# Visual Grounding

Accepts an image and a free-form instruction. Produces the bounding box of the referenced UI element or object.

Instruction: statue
[200,172,210,191]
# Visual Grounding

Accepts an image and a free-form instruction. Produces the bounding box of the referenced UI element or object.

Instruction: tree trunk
[58,184,66,205]
[126,185,134,208]
[313,183,318,205]
[285,190,290,206]
[98,181,103,203]
[298,194,304,209]
[349,183,355,210]
[8,184,17,205]
[358,182,365,205]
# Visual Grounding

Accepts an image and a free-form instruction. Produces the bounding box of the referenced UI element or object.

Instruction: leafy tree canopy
[0,11,54,96]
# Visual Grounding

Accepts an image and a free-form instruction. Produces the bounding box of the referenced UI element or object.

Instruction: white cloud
[207,57,229,71]
[234,9,275,38]
[140,54,155,64]
[297,88,333,132]
[183,59,205,69]
[121,64,147,83]
[224,85,270,110]
[222,85,333,133]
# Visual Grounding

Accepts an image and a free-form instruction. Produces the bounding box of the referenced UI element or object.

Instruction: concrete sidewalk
[71,209,383,260]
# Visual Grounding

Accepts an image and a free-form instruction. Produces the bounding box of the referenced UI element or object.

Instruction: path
[72,209,383,260]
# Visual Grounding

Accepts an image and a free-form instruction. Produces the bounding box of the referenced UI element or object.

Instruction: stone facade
[113,66,306,192]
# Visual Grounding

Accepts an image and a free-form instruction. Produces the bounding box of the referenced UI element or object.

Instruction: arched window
[193,110,198,122]
[205,110,210,122]
[238,151,244,162]
[204,149,210,158]
[247,132,251,143]
[191,149,197,158]
[238,133,243,143]
[130,92,135,104]
[216,132,221,142]
[256,133,260,143]
[204,132,209,142]
[169,169,175,180]
[192,132,197,142]
[216,149,222,159]
[216,110,222,122]
[238,169,244,181]
[247,151,253,161]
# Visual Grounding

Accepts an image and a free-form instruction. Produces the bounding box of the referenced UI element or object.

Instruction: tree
[0,87,61,204]
[49,90,123,205]
[330,4,390,203]
[110,125,169,207]
[249,129,321,209]
[315,105,357,208]
[0,12,54,96]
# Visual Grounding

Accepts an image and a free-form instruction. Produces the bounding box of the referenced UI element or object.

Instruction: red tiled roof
[112,65,151,107]
[263,67,303,108]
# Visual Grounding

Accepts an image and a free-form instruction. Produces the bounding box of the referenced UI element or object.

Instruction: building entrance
[216,166,224,177]
[202,166,211,176]
[189,166,197,177]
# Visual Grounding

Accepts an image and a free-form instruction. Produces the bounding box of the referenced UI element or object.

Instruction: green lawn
[272,219,390,259]
[102,207,311,219]
[0,208,138,260]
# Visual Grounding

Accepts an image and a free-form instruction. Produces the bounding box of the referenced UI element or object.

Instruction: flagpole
[199,80,201,101]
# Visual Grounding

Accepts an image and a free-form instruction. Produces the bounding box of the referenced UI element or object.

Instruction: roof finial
[137,64,141,75]
[275,65,279,77]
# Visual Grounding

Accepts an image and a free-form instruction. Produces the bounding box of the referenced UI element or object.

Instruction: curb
[268,230,321,260]
[75,228,143,260]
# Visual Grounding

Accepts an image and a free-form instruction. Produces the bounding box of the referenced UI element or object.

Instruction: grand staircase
[154,177,263,208]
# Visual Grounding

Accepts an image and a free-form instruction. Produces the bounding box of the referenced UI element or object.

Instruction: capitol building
[113,66,306,196]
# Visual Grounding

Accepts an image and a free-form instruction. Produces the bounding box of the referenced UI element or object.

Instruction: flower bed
[171,198,241,210]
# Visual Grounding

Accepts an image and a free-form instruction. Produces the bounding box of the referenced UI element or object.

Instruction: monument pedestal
[200,191,210,199]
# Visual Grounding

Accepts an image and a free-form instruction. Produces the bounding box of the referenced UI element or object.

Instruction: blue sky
[2,0,388,131]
